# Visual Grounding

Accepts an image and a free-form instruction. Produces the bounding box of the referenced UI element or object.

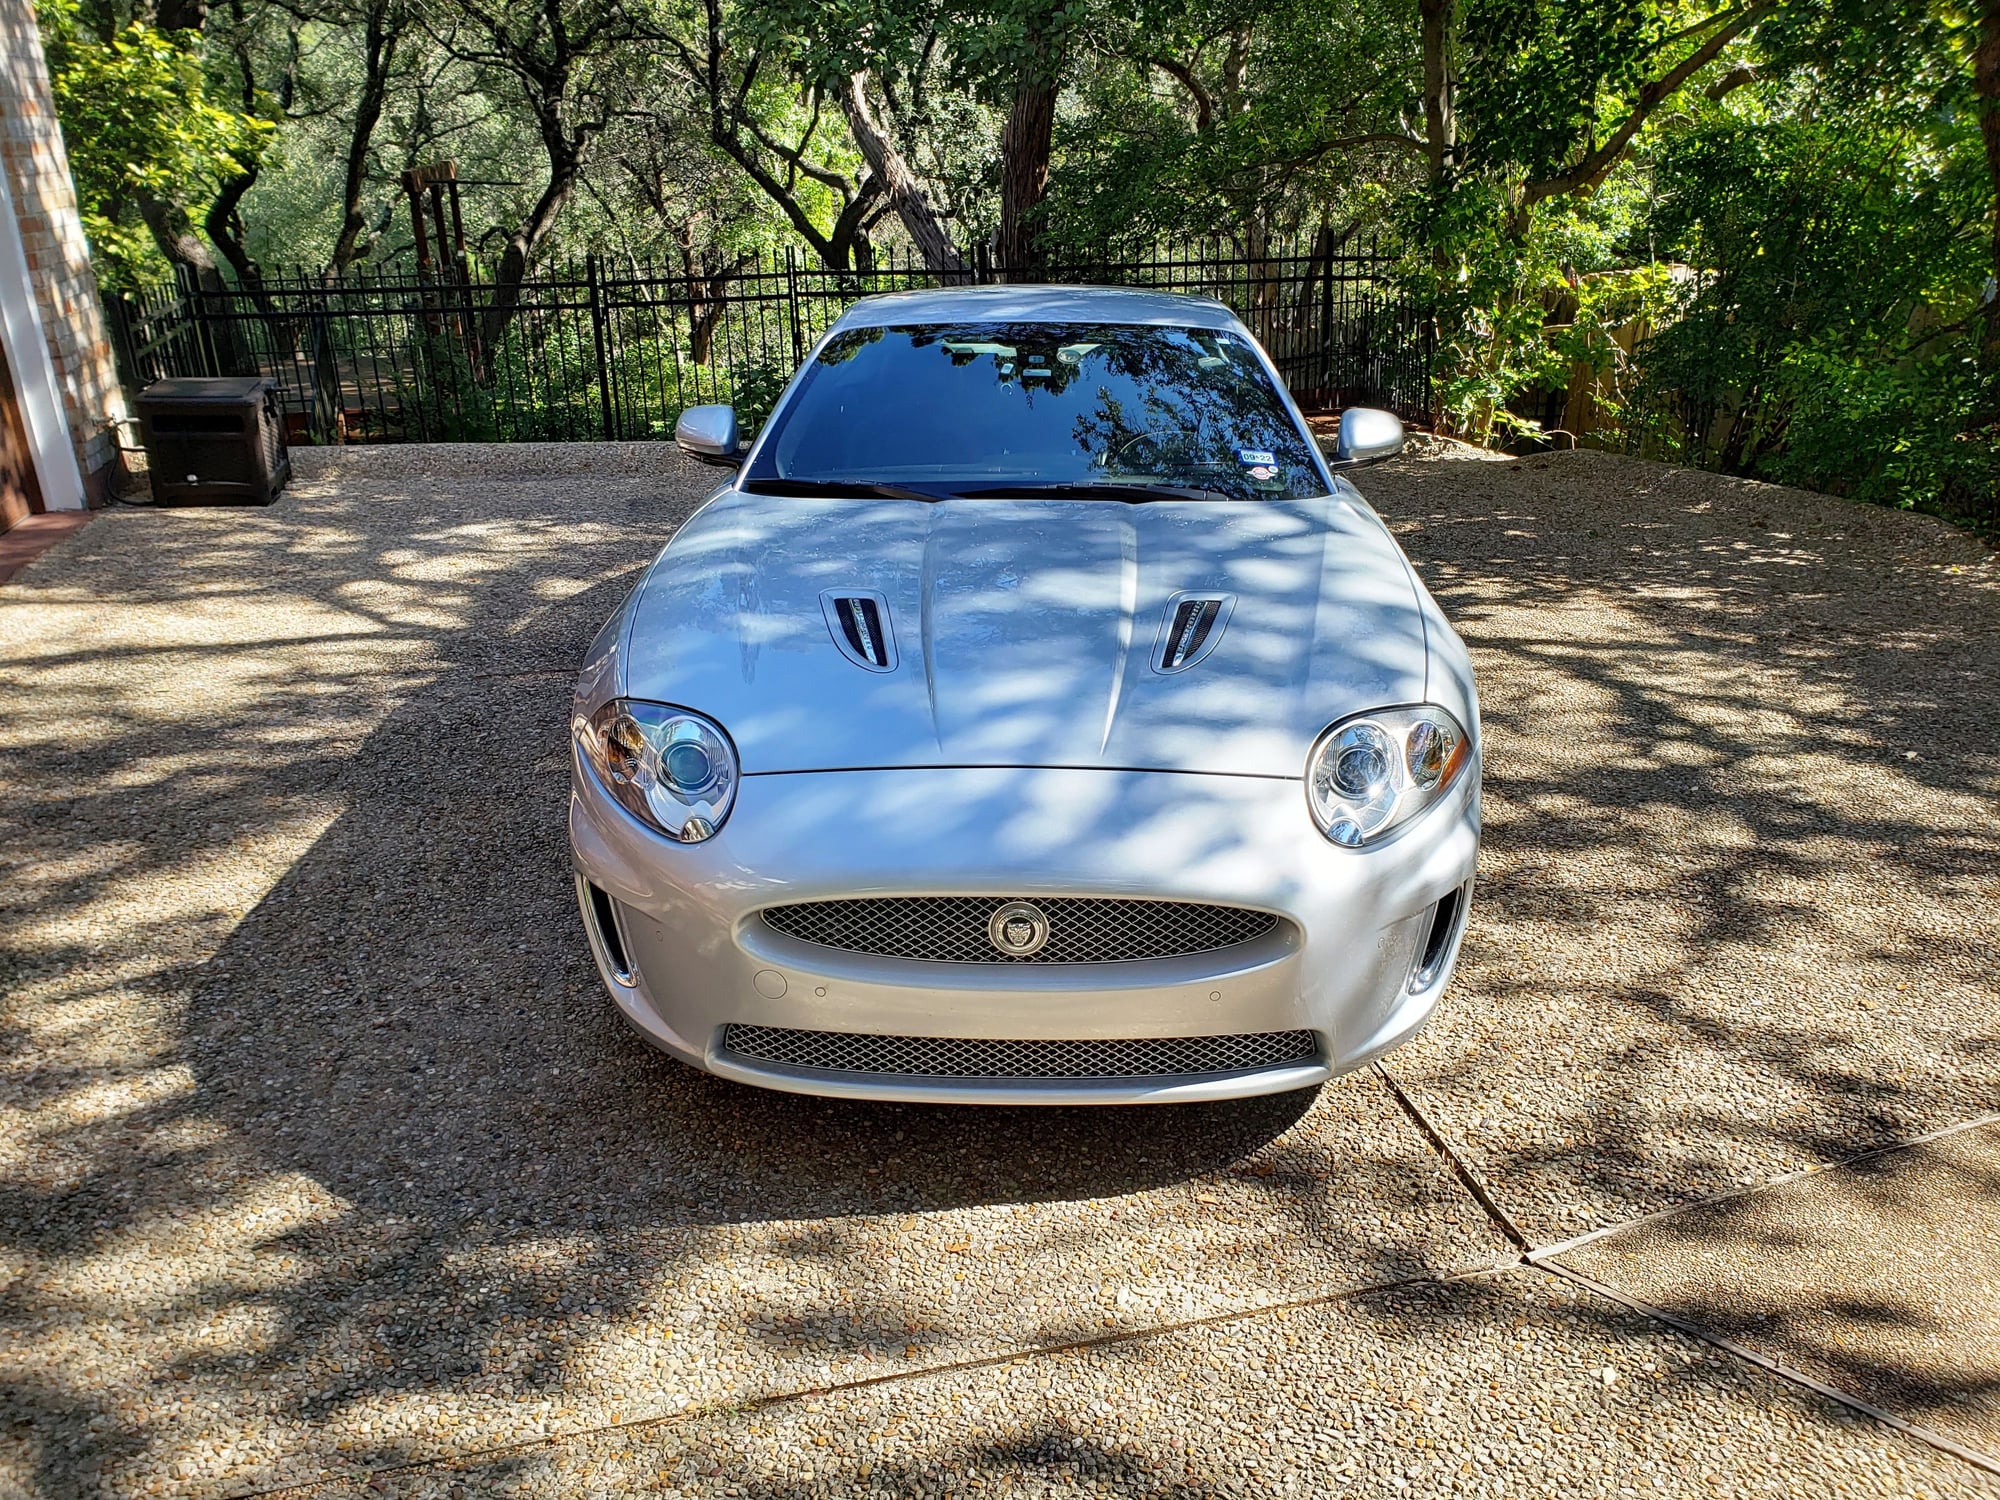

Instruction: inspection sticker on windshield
[1237,449,1276,466]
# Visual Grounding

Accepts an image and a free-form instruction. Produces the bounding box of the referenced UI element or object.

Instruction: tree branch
[1145,55,1213,132]
[1524,2,1776,206]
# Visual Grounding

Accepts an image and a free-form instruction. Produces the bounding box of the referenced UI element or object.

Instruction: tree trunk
[997,74,1057,275]
[328,5,396,276]
[1977,0,2000,387]
[478,146,580,354]
[205,168,262,294]
[839,73,968,280]
[135,189,255,374]
[680,238,750,364]
[1419,0,1455,184]
[150,0,208,32]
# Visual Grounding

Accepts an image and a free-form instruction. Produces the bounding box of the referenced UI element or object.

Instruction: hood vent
[821,590,898,672]
[1153,592,1235,673]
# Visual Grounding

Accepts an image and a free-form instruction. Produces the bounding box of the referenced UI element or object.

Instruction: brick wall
[1,0,126,501]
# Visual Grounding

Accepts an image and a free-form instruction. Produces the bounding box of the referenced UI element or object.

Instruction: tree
[650,0,894,270]
[838,70,968,276]
[1979,0,2000,381]
[39,0,272,290]
[725,0,973,272]
[1981,0,1999,379]
[1446,0,1777,220]
[1049,0,1416,251]
[953,0,1084,269]
[427,0,650,342]
[310,0,410,274]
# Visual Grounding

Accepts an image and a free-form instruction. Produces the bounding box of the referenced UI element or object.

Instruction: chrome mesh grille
[720,1026,1319,1080]
[757,896,1277,964]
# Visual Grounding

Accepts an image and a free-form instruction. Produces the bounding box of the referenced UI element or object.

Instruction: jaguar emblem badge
[987,901,1051,958]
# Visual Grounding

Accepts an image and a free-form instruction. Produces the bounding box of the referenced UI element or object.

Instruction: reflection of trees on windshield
[1072,375,1300,494]
[767,321,1325,500]
[814,327,885,367]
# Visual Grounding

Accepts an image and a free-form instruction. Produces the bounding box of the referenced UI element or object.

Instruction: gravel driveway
[1,444,1995,1498]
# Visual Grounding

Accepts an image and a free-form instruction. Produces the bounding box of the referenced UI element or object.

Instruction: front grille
[720,1025,1319,1080]
[758,896,1278,964]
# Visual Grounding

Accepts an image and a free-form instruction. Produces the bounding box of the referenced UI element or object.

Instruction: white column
[0,157,85,511]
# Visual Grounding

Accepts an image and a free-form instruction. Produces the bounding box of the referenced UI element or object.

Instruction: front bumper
[568,760,1478,1103]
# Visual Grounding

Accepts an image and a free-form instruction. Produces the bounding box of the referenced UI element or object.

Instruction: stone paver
[3,444,1997,1498]
[1557,1120,2000,1462]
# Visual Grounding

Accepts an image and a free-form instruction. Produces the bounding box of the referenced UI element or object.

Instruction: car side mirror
[676,404,741,466]
[1333,407,1406,466]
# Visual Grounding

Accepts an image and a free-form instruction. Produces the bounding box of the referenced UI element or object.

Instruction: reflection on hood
[622,490,1426,777]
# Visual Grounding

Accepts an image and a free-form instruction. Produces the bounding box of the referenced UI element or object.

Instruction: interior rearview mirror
[676,405,741,466]
[1333,407,1406,466]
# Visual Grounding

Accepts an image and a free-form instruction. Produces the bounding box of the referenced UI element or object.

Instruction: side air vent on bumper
[720,1025,1319,1081]
[758,896,1280,964]
[1410,884,1469,991]
[577,876,636,986]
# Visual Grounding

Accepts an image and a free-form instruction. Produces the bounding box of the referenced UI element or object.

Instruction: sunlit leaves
[39,0,273,286]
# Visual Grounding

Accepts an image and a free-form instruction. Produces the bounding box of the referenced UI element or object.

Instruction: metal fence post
[179,265,212,375]
[785,247,805,365]
[586,252,615,440]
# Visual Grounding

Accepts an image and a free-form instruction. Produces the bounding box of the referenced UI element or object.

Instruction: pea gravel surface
[2,442,1996,1499]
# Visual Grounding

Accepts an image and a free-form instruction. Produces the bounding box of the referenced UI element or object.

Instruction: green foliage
[43,0,1998,533]
[950,0,1093,97]
[1401,176,1672,443]
[1456,0,1671,181]
[1043,0,1415,248]
[1627,109,1993,522]
[729,358,796,432]
[38,0,272,288]
[1751,344,1994,517]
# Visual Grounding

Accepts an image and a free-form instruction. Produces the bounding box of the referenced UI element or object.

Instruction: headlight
[577,699,737,843]
[1307,705,1471,847]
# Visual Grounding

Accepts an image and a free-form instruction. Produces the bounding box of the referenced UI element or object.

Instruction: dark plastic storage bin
[135,377,291,506]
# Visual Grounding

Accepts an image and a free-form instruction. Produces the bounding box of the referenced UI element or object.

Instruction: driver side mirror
[1333,407,1406,466]
[676,404,741,466]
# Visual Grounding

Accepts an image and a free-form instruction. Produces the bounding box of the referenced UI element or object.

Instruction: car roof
[830,283,1242,331]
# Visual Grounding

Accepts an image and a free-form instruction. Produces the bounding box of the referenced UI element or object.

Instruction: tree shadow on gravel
[26,446,1992,1497]
[1357,451,2000,1463]
[1366,453,2000,1201]
[4,462,1471,1500]
[348,1266,1982,1498]
[1557,1127,2000,1456]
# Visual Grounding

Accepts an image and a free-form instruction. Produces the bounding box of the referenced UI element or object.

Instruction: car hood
[622,488,1427,777]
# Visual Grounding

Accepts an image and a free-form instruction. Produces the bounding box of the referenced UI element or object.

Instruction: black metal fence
[104,240,1432,445]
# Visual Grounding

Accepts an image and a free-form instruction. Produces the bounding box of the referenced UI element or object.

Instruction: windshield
[745,321,1327,502]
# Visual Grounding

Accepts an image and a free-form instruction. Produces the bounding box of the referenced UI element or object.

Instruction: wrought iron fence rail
[103,239,1432,446]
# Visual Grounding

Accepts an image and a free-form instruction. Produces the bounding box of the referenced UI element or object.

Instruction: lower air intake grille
[758,896,1277,964]
[720,1026,1319,1080]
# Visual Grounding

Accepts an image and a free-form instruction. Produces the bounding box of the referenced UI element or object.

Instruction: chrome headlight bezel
[577,699,738,843]
[1306,704,1473,848]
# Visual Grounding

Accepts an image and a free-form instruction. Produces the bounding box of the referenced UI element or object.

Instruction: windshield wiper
[953,482,1243,504]
[739,477,955,503]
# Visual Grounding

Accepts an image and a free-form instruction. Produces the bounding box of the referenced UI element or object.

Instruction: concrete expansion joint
[228,1264,1472,1498]
[1373,1059,1531,1251]
[1531,1259,2000,1481]
[231,1096,2000,1498]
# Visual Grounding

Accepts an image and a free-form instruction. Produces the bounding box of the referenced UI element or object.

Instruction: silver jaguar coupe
[569,285,1479,1104]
